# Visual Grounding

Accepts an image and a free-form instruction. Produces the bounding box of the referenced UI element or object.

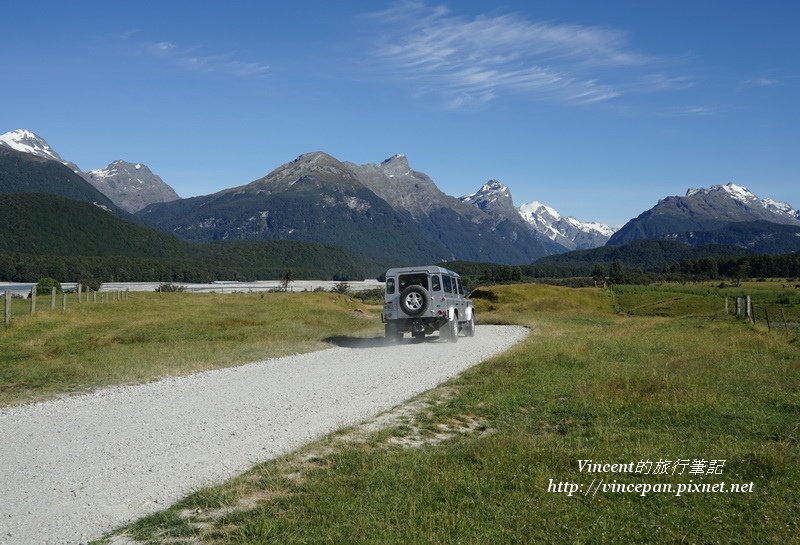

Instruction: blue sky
[2,0,798,225]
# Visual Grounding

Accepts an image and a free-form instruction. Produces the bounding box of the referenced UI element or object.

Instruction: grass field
[612,281,800,322]
[95,283,800,544]
[0,291,382,407]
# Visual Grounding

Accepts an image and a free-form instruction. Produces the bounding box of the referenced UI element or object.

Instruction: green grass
[98,283,800,544]
[613,281,800,322]
[0,291,382,406]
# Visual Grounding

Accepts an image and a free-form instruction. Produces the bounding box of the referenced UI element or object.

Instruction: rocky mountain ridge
[5,127,799,260]
[0,129,179,212]
[460,180,617,250]
[609,181,800,246]
[138,152,553,264]
[87,160,180,213]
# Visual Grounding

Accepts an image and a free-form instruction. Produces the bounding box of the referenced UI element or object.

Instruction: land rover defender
[382,266,475,342]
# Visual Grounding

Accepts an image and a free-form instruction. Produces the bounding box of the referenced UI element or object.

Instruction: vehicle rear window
[431,275,441,291]
[442,275,453,293]
[399,273,429,291]
[386,278,395,295]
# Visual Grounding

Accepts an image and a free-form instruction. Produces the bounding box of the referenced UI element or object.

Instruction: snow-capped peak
[562,216,617,238]
[687,182,756,202]
[478,179,509,195]
[517,200,616,249]
[0,129,64,163]
[686,182,798,220]
[459,179,514,212]
[460,179,508,201]
[720,182,757,202]
[85,159,179,213]
[519,200,561,221]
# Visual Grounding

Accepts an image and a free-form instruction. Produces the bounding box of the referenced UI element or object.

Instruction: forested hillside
[0,193,388,282]
[527,240,752,277]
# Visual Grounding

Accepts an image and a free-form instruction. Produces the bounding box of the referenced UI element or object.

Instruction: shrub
[156,283,186,293]
[37,277,61,294]
[353,287,384,304]
[331,281,350,295]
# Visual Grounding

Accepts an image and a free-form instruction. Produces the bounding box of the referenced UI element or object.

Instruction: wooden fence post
[764,307,771,331]
[77,283,82,303]
[735,297,742,317]
[746,296,753,323]
[125,288,129,300]
[30,286,37,315]
[4,290,10,326]
[724,297,729,314]
[51,287,56,310]
[62,292,67,312]
[93,290,97,303]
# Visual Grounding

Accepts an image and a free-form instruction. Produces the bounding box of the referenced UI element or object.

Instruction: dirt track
[0,325,528,544]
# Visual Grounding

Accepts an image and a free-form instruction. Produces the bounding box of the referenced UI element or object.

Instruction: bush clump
[353,287,384,304]
[331,281,350,295]
[36,277,62,294]
[156,283,186,293]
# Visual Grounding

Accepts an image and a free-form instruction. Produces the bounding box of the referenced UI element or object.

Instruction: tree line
[0,251,380,285]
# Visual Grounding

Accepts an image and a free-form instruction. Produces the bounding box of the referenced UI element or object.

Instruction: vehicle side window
[386,278,395,295]
[431,275,441,291]
[442,275,452,293]
[456,278,463,295]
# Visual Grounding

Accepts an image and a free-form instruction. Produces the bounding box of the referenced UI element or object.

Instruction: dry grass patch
[0,291,382,406]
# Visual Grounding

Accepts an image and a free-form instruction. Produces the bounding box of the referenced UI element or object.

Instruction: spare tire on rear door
[399,285,430,316]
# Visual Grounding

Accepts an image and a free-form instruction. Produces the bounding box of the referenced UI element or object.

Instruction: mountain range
[0,129,179,212]
[2,127,800,271]
[0,146,122,214]
[457,179,616,250]
[608,182,800,246]
[0,129,617,259]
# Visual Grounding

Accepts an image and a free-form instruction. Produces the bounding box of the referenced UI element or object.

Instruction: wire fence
[1,280,385,327]
[3,285,129,326]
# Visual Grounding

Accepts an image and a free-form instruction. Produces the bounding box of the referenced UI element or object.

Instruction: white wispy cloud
[131,37,268,79]
[149,41,176,54]
[674,105,717,116]
[748,77,779,87]
[368,1,683,108]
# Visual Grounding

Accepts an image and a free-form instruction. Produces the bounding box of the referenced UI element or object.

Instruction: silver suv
[382,266,475,342]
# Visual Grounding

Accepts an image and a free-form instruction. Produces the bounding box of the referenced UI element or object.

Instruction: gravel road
[0,325,527,544]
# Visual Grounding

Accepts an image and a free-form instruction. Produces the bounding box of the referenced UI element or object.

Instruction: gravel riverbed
[0,325,528,544]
